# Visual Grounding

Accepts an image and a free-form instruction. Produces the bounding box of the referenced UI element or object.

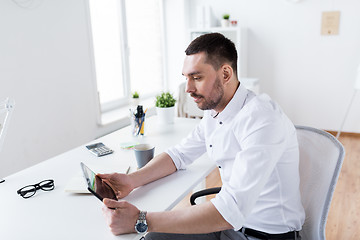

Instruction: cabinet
[188,26,247,78]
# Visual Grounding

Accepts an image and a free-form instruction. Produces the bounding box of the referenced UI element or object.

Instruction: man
[100,33,305,240]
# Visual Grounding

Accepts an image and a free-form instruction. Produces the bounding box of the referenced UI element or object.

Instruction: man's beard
[191,77,224,110]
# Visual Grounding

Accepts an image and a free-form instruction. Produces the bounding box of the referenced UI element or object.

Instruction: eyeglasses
[17,179,55,199]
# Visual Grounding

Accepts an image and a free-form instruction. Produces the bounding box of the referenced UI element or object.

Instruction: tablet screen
[80,162,117,201]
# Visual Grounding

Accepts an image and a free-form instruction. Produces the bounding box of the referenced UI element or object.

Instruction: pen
[139,116,145,135]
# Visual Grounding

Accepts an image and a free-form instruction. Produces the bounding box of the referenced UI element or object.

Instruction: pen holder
[131,115,145,137]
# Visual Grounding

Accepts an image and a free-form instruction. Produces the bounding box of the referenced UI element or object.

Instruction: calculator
[86,142,114,157]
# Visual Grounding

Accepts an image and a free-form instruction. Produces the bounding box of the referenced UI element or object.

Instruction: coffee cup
[134,144,155,169]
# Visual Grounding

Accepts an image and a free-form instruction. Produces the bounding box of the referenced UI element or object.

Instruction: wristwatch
[135,211,148,234]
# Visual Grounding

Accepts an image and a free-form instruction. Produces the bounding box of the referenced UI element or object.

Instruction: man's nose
[185,80,194,93]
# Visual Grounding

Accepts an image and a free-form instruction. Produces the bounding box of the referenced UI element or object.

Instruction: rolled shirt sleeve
[166,119,207,170]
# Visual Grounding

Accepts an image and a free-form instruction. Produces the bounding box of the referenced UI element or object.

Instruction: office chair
[190,126,345,240]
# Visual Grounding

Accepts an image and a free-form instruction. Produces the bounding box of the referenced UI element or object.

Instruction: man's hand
[102,199,140,235]
[97,173,134,199]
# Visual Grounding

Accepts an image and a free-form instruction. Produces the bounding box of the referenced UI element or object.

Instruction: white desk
[0,117,215,240]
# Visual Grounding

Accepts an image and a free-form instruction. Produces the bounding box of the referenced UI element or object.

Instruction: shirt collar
[211,83,248,121]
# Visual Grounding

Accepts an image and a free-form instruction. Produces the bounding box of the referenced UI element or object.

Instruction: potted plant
[155,92,176,124]
[221,14,230,27]
[132,91,139,99]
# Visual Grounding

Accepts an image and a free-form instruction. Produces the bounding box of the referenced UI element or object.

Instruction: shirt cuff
[165,147,186,170]
[211,187,245,231]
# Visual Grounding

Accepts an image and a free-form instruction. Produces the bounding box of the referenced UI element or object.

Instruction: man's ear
[222,64,233,84]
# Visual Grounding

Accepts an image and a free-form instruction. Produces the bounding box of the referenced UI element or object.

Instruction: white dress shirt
[166,84,305,233]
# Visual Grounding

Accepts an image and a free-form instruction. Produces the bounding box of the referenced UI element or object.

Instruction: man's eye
[193,76,201,80]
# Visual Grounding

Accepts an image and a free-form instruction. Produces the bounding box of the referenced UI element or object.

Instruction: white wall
[171,0,360,133]
[0,0,99,177]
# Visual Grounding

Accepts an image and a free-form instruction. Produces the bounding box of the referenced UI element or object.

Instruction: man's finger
[97,173,110,179]
[116,191,123,199]
[103,198,128,209]
[103,198,118,208]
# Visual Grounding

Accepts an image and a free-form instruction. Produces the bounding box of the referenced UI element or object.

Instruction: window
[88,0,165,112]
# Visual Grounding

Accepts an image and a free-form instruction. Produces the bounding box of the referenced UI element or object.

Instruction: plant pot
[131,98,140,108]
[221,19,230,27]
[156,106,175,124]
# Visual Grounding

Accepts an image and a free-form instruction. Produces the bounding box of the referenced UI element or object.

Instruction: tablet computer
[80,162,117,201]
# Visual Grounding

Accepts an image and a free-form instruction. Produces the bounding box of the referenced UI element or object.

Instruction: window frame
[86,0,168,114]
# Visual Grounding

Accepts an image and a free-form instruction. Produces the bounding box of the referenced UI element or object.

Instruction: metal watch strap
[139,211,147,221]
[135,210,148,234]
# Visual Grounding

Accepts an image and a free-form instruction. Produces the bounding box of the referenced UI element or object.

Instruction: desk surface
[0,117,215,240]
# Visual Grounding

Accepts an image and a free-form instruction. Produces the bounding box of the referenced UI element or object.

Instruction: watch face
[135,222,148,233]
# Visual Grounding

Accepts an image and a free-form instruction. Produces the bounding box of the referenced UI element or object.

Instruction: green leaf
[155,92,176,108]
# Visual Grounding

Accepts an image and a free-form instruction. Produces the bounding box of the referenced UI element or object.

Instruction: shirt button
[219,121,223,125]
[218,166,222,169]
[209,144,212,148]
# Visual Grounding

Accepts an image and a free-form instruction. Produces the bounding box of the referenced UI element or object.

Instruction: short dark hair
[185,32,238,76]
